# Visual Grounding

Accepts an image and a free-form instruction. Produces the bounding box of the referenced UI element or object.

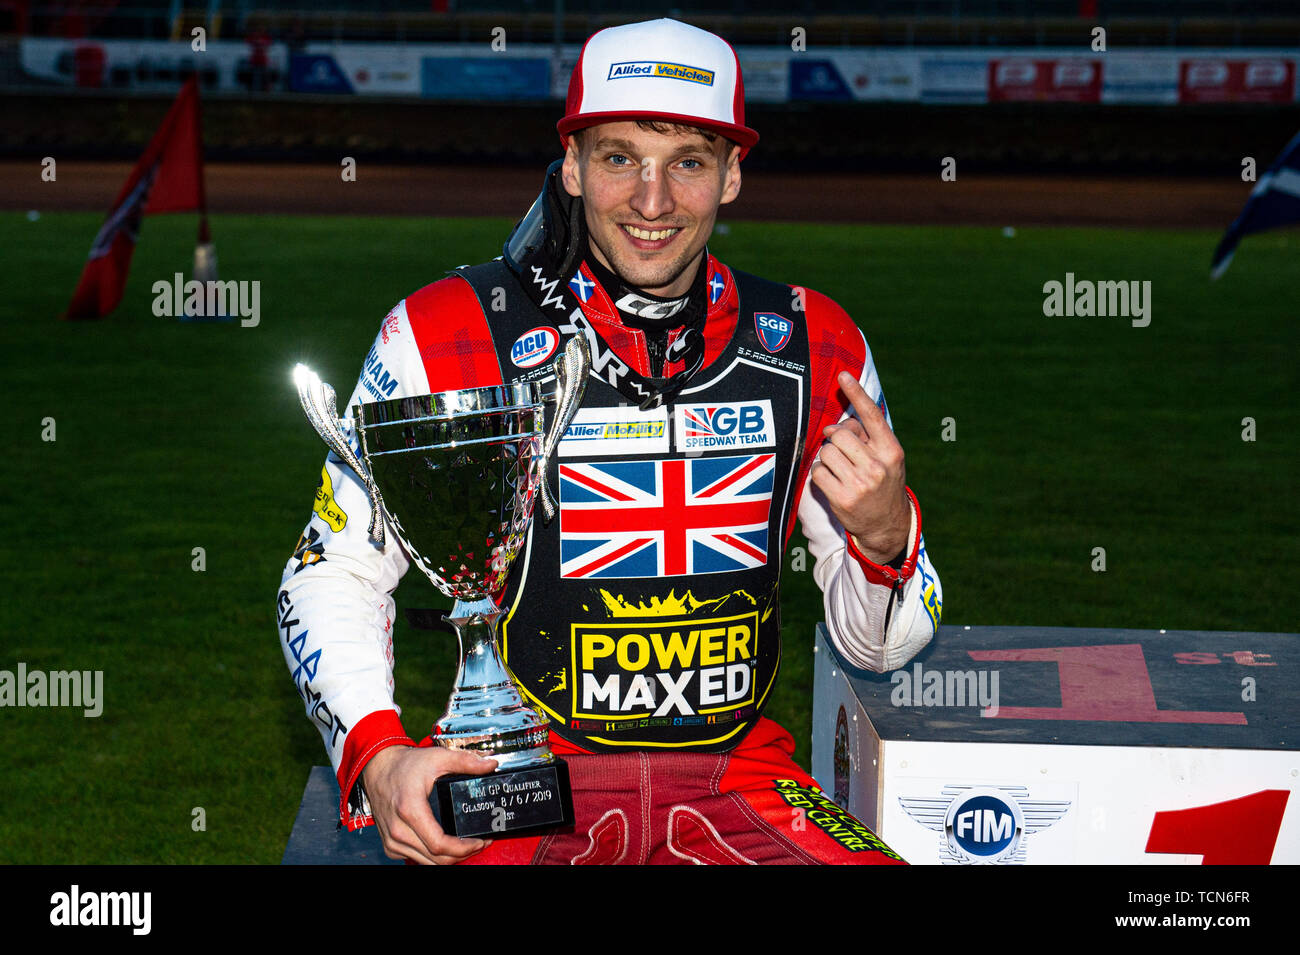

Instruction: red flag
[64,75,207,320]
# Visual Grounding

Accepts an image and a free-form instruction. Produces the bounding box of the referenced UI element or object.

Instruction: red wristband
[845,486,922,587]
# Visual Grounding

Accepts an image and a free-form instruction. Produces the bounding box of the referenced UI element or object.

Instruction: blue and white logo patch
[675,400,775,452]
[708,271,725,305]
[569,270,595,303]
[511,326,560,369]
[754,312,792,353]
[948,792,1020,860]
[899,785,1072,864]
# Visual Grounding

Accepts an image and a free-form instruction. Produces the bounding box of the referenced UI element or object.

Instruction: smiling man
[561,121,741,299]
[278,18,942,865]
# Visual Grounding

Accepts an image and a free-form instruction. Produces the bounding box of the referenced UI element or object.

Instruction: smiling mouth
[621,225,681,241]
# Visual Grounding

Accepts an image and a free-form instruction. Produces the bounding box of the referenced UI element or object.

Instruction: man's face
[561,121,741,299]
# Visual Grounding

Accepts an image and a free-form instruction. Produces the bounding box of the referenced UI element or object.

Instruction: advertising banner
[22,39,1300,107]
[21,37,286,93]
[1179,58,1296,104]
[789,52,920,102]
[989,58,1102,103]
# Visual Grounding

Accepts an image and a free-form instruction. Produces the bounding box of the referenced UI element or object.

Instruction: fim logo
[899,785,1071,864]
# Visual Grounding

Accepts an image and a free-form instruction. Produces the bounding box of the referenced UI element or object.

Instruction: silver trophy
[292,336,589,838]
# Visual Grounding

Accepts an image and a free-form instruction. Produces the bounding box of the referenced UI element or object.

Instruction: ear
[719,143,742,206]
[561,139,584,198]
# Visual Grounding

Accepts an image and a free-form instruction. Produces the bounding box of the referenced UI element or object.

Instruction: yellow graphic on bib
[505,584,778,749]
[313,466,348,531]
[597,588,757,618]
[571,611,758,722]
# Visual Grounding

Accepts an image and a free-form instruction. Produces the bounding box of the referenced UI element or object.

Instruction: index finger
[836,370,888,436]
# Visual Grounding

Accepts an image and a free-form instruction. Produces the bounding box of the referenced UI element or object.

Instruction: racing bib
[456,259,813,752]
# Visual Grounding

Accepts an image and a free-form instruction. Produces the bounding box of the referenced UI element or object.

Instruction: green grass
[2,211,1296,863]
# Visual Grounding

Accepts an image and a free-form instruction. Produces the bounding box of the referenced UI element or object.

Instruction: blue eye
[609,154,630,166]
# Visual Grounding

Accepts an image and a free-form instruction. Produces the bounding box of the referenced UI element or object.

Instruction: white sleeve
[275,300,431,778]
[796,331,943,673]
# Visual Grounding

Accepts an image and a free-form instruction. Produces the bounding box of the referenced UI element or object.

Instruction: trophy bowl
[293,336,589,838]
[354,383,553,767]
[357,383,542,600]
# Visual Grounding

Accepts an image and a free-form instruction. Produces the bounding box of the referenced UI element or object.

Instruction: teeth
[623,225,679,241]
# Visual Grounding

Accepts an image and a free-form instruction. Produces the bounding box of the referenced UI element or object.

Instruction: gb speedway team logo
[675,400,775,452]
[899,785,1071,864]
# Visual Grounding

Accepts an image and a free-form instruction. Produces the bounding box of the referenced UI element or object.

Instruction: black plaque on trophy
[431,761,575,839]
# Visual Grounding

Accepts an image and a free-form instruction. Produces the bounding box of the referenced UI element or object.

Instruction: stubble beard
[591,223,705,296]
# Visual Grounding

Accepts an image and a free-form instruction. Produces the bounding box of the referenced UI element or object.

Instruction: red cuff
[336,709,415,831]
[846,486,922,587]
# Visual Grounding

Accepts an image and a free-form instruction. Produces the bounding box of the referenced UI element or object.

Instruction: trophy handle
[538,335,591,524]
[293,363,389,545]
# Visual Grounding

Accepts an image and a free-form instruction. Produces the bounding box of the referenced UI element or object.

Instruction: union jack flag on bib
[558,454,774,578]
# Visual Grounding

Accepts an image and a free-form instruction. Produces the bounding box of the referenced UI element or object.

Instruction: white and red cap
[558,18,759,159]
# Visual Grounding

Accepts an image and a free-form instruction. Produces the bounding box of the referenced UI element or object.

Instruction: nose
[629,159,675,221]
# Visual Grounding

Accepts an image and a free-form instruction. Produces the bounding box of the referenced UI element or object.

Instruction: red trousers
[460,718,905,865]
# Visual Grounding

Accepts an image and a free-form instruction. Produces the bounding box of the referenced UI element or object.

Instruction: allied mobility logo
[899,785,1071,864]
[754,312,792,353]
[559,406,670,458]
[511,326,560,368]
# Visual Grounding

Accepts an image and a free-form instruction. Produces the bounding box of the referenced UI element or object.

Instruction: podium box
[282,766,403,865]
[810,623,1297,864]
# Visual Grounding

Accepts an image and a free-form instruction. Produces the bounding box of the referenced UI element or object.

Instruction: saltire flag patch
[559,454,774,578]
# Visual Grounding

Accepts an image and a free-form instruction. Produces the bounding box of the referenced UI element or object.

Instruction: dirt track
[0,161,1249,227]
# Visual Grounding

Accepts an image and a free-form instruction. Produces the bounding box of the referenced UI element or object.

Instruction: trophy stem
[447,597,512,691]
[434,597,553,771]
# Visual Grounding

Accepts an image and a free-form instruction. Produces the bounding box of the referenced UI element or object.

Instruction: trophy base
[430,759,575,839]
